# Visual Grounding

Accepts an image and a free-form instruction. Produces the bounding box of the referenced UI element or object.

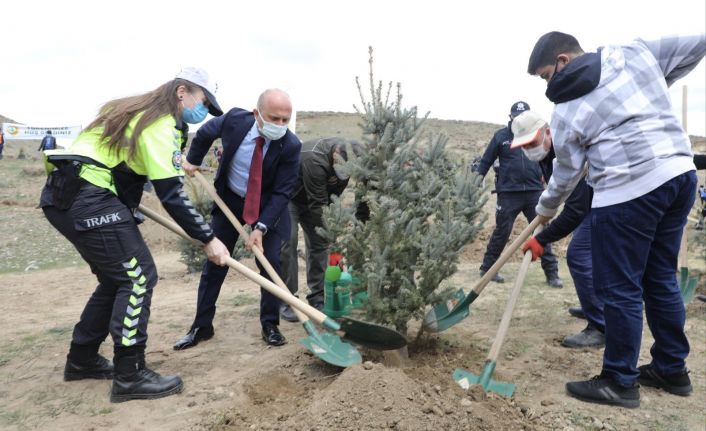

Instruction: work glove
[329,252,344,267]
[522,237,544,262]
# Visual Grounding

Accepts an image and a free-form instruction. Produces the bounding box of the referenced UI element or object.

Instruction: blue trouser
[192,188,283,329]
[591,171,696,387]
[566,215,604,332]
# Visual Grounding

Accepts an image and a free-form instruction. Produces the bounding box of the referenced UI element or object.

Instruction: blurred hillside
[1,110,704,160]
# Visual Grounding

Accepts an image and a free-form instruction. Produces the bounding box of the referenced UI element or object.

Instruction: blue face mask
[182,93,209,124]
[257,110,288,140]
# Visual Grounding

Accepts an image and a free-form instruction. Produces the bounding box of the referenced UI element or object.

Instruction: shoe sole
[638,378,693,396]
[110,381,184,403]
[262,338,287,347]
[64,372,114,381]
[566,388,640,409]
[561,341,605,349]
[280,313,299,323]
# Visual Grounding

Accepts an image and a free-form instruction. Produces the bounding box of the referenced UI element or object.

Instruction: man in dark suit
[174,88,301,349]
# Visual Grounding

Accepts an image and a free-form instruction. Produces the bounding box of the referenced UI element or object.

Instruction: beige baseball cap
[510,111,547,148]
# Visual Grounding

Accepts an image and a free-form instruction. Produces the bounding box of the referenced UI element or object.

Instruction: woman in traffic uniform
[40,67,230,403]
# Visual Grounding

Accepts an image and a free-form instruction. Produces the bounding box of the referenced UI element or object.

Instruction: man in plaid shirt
[526,31,705,408]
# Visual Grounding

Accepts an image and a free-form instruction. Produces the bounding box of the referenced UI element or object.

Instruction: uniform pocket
[73,206,138,259]
[74,207,133,232]
[47,162,84,210]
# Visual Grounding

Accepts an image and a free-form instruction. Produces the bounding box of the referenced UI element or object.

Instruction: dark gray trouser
[480,190,559,278]
[280,201,327,305]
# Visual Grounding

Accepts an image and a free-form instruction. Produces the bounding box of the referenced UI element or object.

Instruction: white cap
[175,67,223,116]
[510,111,547,148]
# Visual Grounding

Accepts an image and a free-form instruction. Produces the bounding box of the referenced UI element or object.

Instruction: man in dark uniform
[474,101,562,286]
[279,137,359,321]
[174,88,301,349]
[39,130,57,151]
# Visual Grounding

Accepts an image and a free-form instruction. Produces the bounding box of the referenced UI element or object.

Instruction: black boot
[64,342,114,381]
[110,346,183,403]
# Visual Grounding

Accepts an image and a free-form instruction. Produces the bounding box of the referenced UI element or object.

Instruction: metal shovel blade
[423,290,479,333]
[679,267,698,304]
[453,364,516,398]
[299,322,362,367]
[336,317,408,351]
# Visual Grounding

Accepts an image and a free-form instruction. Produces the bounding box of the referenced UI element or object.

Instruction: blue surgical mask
[257,111,288,140]
[182,94,209,124]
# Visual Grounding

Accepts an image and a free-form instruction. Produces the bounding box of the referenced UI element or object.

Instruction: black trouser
[191,187,282,329]
[42,183,157,349]
[281,201,327,305]
[480,190,559,278]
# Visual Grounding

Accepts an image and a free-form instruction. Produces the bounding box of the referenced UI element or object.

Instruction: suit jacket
[186,108,301,237]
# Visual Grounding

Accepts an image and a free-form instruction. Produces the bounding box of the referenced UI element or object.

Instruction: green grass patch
[46,326,72,336]
[0,332,51,368]
[231,293,258,307]
[0,142,83,274]
[0,408,28,428]
[645,414,689,431]
[91,406,114,416]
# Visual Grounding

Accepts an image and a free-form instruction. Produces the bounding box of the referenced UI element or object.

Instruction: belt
[225,186,245,199]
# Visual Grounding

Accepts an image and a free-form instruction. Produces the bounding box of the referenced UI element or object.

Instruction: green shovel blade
[336,318,408,350]
[679,267,699,304]
[453,365,516,398]
[423,290,478,333]
[299,321,362,368]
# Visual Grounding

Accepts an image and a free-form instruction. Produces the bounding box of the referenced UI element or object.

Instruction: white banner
[1,123,82,140]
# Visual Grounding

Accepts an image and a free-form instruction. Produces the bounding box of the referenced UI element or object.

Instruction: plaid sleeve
[638,34,706,87]
[536,115,587,217]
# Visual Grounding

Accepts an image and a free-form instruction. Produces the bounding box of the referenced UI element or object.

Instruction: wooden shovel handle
[487,249,533,362]
[191,171,310,323]
[473,216,542,296]
[136,203,328,325]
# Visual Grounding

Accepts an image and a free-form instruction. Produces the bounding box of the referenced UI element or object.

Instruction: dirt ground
[1,121,705,431]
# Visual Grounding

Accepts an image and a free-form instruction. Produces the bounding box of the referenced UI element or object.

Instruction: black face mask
[545,52,602,104]
[549,59,561,83]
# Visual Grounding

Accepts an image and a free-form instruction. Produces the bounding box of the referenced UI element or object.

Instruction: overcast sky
[1,0,705,139]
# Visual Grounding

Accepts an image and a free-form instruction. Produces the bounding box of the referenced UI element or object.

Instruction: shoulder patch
[172,150,183,170]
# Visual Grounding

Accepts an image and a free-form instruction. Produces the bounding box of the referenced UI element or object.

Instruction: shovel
[453,240,534,397]
[138,205,406,352]
[677,88,699,304]
[678,228,698,304]
[189,172,360,367]
[423,217,542,332]
[193,172,406,350]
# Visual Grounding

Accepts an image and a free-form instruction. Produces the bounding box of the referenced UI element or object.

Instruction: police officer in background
[473,101,562,286]
[40,67,230,403]
[280,137,359,321]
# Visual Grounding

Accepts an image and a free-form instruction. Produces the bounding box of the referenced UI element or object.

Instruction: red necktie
[243,136,265,224]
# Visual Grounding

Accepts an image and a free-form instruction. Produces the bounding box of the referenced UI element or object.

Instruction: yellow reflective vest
[44,113,185,194]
